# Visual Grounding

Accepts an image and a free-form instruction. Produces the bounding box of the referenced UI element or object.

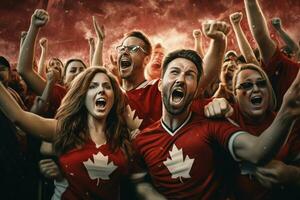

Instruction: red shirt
[133,112,241,200]
[229,104,300,200]
[47,84,67,117]
[125,80,209,130]
[262,48,300,110]
[57,140,130,200]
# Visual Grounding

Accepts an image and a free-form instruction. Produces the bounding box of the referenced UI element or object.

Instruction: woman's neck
[87,115,107,146]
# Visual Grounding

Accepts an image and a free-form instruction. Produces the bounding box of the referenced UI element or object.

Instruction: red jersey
[229,104,300,200]
[133,112,242,200]
[56,140,130,200]
[125,80,209,130]
[262,47,300,110]
[47,84,67,117]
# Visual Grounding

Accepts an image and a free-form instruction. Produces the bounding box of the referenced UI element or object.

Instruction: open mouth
[171,88,184,103]
[120,56,132,69]
[250,96,263,105]
[95,98,106,109]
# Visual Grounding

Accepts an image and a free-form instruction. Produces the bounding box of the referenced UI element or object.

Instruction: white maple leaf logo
[163,144,195,183]
[124,105,143,138]
[83,152,117,186]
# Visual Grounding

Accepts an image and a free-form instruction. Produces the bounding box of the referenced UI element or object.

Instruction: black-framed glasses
[116,45,148,54]
[236,79,267,91]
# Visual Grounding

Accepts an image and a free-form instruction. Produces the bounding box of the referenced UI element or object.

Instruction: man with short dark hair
[132,49,300,199]
[118,21,230,130]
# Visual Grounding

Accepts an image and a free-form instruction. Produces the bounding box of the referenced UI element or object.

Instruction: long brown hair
[54,66,132,157]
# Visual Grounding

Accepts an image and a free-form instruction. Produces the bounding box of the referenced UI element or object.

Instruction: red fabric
[59,140,130,200]
[47,84,67,117]
[133,112,241,200]
[126,80,162,130]
[125,80,209,130]
[262,47,300,109]
[229,104,300,200]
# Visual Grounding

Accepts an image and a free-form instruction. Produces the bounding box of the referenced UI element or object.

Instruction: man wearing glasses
[116,20,231,130]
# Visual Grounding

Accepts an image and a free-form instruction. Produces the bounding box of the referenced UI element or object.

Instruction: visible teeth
[251,96,262,105]
[96,98,106,108]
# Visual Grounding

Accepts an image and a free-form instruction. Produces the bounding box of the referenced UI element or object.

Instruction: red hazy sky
[0,0,299,65]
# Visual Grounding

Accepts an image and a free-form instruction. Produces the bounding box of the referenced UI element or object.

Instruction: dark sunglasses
[236,79,267,91]
[116,45,147,54]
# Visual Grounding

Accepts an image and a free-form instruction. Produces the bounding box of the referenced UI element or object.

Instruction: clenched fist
[31,9,49,28]
[230,12,243,25]
[202,20,231,40]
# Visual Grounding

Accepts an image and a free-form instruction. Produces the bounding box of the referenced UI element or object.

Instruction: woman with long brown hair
[0,66,133,199]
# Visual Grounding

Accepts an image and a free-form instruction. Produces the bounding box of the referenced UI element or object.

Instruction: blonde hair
[232,63,277,111]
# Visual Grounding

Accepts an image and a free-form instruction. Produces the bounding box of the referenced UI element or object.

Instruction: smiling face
[117,36,149,80]
[234,69,270,120]
[85,72,115,120]
[159,57,199,115]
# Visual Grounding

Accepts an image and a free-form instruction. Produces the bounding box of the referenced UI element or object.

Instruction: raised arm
[0,82,57,142]
[271,17,300,60]
[20,31,27,48]
[91,16,105,66]
[244,0,276,64]
[17,9,49,96]
[30,69,60,115]
[233,69,300,164]
[37,37,48,77]
[88,37,95,67]
[193,29,204,58]
[200,20,230,94]
[230,12,260,65]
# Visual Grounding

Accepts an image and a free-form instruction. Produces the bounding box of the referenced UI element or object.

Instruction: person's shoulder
[135,120,162,140]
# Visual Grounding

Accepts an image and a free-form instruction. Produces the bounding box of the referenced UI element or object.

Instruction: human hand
[230,12,243,25]
[202,20,231,40]
[31,9,49,28]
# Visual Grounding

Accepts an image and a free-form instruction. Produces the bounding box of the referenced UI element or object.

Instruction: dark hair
[162,49,203,82]
[124,31,152,55]
[0,56,10,69]
[63,58,87,78]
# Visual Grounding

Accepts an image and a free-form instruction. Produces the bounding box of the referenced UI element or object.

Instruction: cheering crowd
[0,0,300,199]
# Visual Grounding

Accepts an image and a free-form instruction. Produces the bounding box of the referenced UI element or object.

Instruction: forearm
[235,110,294,164]
[41,80,55,101]
[232,24,259,65]
[38,47,47,77]
[0,83,56,142]
[276,29,299,53]
[92,41,103,66]
[89,44,95,67]
[194,38,204,58]
[17,25,45,95]
[18,25,38,76]
[244,0,276,63]
[200,38,226,92]
[30,80,55,114]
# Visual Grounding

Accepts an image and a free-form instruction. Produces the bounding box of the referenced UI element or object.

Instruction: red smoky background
[0,0,299,65]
